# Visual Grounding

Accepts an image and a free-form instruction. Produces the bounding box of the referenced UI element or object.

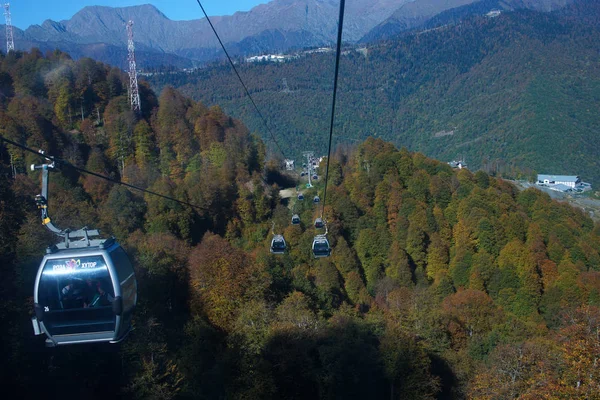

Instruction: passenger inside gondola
[39,256,117,336]
[61,278,86,309]
[42,255,113,311]
[89,280,114,307]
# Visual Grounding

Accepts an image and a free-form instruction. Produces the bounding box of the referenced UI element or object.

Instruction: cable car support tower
[3,3,14,53]
[126,20,141,114]
[303,151,314,188]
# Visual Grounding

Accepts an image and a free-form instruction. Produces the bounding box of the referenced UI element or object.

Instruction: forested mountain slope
[361,0,480,42]
[1,50,599,399]
[148,0,600,184]
[362,0,574,42]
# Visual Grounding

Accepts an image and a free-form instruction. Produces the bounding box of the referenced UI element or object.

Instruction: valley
[146,2,600,184]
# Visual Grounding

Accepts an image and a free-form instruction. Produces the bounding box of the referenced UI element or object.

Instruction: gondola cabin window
[109,246,137,313]
[38,255,116,336]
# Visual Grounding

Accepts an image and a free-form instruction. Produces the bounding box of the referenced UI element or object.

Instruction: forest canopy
[1,49,599,399]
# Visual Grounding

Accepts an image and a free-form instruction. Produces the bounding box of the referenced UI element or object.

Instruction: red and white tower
[126,20,141,113]
[3,3,14,53]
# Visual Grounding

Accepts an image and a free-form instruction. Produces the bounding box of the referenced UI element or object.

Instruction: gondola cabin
[312,235,331,258]
[312,175,318,180]
[291,214,301,225]
[32,238,137,346]
[270,235,287,254]
[314,218,324,229]
[313,196,320,204]
[298,193,304,201]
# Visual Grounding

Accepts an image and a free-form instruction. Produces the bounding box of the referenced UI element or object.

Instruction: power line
[194,0,286,159]
[321,0,346,219]
[0,136,206,211]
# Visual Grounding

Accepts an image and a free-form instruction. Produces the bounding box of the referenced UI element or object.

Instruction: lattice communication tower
[126,20,141,113]
[3,3,14,53]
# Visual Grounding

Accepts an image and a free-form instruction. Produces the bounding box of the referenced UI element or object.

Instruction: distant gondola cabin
[312,235,331,258]
[270,235,287,254]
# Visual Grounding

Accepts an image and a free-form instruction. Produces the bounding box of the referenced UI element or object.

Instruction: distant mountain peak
[73,3,167,17]
[64,4,170,27]
[40,19,67,32]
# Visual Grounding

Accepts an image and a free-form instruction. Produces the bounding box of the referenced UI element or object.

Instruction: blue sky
[10,0,273,30]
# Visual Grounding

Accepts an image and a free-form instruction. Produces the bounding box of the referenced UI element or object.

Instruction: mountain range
[1,0,575,68]
[144,0,600,184]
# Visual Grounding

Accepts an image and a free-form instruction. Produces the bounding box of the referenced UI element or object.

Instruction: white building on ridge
[448,160,467,169]
[537,174,580,188]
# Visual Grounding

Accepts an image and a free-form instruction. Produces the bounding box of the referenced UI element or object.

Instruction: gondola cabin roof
[312,235,329,245]
[46,237,116,254]
[272,234,285,243]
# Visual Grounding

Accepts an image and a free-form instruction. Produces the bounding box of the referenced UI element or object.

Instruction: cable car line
[309,0,344,259]
[194,0,286,159]
[0,136,206,212]
[320,0,345,221]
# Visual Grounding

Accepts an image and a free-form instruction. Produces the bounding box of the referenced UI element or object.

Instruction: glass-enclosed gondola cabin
[313,196,320,204]
[270,235,287,254]
[312,235,331,258]
[32,237,137,346]
[312,175,318,180]
[291,214,301,225]
[298,193,304,201]
[314,218,324,229]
